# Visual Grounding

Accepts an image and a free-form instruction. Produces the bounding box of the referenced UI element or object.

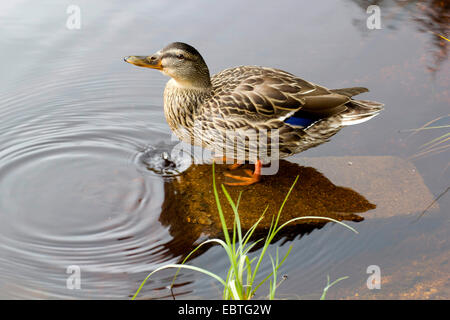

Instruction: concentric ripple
[0,117,180,298]
[0,0,203,298]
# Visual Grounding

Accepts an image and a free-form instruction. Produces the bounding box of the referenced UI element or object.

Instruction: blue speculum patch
[284,115,318,127]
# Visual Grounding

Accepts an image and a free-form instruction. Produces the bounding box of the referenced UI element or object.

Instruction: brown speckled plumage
[126,43,383,163]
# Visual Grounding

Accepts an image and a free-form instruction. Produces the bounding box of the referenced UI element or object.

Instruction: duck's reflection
[159,160,375,260]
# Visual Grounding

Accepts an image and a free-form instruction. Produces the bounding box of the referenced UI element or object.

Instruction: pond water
[0,0,448,299]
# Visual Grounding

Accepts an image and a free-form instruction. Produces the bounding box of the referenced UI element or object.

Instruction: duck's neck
[163,78,212,134]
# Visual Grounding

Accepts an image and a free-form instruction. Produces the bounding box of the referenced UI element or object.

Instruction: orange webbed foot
[228,163,244,171]
[224,160,262,186]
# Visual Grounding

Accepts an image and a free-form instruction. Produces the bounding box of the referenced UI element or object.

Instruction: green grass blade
[242,205,269,246]
[170,238,231,288]
[320,275,349,300]
[250,176,299,287]
[275,216,358,236]
[419,132,450,149]
[221,184,243,251]
[229,280,242,300]
[212,162,231,248]
[402,124,450,132]
[252,245,292,296]
[133,264,226,300]
[409,143,450,160]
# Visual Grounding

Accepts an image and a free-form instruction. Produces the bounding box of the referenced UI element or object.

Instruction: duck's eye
[177,54,185,60]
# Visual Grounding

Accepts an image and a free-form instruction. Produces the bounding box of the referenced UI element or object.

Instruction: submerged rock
[297,156,438,219]
[157,156,437,257]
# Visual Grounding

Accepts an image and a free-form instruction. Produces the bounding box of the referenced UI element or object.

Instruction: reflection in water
[159,160,375,261]
[414,1,449,73]
[0,0,446,300]
[350,0,449,73]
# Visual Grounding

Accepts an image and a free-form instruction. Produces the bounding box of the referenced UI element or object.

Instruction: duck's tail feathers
[340,99,384,126]
[331,87,369,97]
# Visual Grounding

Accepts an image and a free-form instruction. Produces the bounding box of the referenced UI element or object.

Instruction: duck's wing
[206,66,352,125]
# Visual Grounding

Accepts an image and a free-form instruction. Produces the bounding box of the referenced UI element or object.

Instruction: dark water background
[0,0,448,299]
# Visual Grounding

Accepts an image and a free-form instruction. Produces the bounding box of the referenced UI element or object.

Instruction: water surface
[0,0,448,299]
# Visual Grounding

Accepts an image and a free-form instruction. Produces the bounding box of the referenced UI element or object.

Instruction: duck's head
[124,42,211,89]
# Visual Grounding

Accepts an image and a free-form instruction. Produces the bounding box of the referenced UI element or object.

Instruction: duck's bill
[124,56,162,70]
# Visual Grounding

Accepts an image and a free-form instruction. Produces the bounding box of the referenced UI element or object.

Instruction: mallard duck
[125,42,383,185]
